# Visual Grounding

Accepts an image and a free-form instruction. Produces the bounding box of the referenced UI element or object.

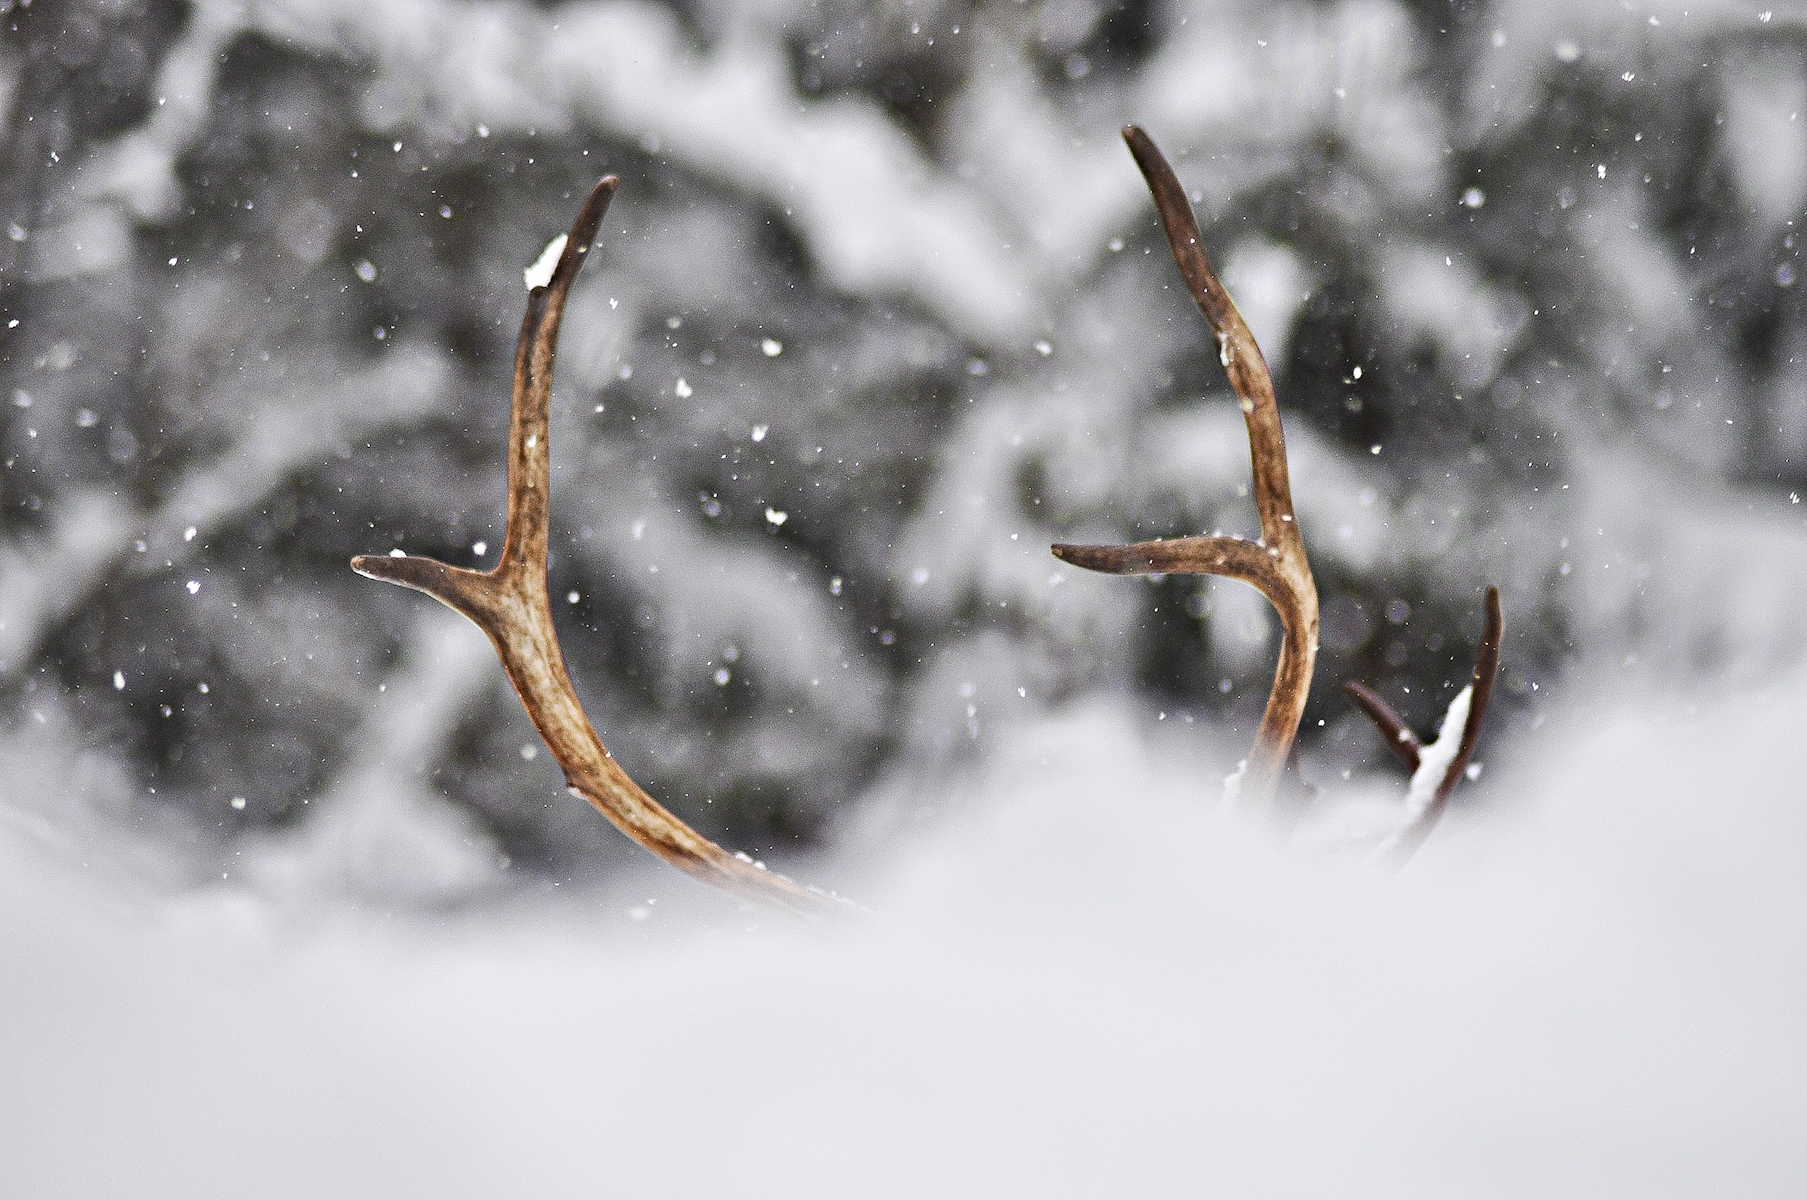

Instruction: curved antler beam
[1054,126,1319,805]
[353,177,848,919]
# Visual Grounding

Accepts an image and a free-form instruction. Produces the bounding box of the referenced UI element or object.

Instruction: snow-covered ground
[4,669,1802,1197]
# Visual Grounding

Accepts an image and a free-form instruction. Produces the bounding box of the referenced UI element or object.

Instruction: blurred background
[4,0,1807,899]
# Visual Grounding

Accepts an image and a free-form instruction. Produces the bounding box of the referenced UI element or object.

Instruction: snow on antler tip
[523,233,567,290]
[1404,685,1472,819]
[1351,587,1503,863]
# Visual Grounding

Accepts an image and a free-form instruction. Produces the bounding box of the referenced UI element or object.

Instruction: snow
[3,678,1804,1195]
[1402,683,1473,819]
[1222,755,1249,804]
[523,233,566,290]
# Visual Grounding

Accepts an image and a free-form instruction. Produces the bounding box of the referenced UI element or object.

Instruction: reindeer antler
[1054,126,1320,805]
[1345,586,1503,864]
[352,177,847,918]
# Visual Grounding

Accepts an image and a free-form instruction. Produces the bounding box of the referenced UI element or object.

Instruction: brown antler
[352,177,847,918]
[1344,586,1503,863]
[1054,126,1320,806]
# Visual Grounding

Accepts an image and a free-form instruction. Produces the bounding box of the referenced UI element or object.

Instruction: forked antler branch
[352,177,846,918]
[1344,586,1503,863]
[1054,126,1320,805]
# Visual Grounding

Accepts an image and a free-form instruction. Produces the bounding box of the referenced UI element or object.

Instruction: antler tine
[1053,126,1319,805]
[1342,680,1422,772]
[1389,586,1503,862]
[497,176,618,580]
[1348,587,1503,864]
[353,177,849,918]
[1120,126,1306,558]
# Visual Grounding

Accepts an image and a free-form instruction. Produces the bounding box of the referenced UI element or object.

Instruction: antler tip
[1121,123,1164,170]
[350,551,419,584]
[549,176,624,285]
[350,551,471,601]
[1050,542,1132,573]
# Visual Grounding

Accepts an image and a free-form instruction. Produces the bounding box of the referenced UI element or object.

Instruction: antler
[1344,586,1503,863]
[352,177,847,918]
[1054,126,1320,806]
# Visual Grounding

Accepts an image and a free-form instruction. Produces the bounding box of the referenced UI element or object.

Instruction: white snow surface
[522,232,567,290]
[4,674,1804,1197]
[1403,683,1473,819]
